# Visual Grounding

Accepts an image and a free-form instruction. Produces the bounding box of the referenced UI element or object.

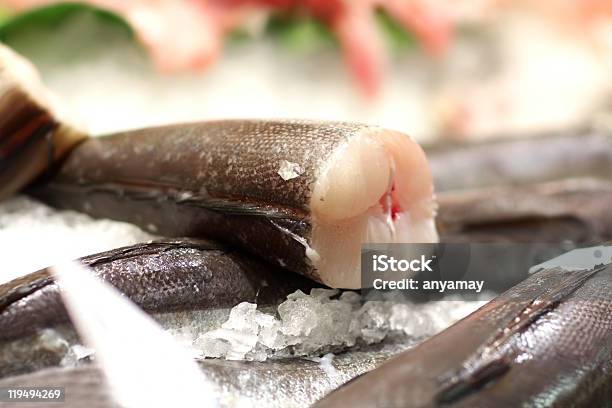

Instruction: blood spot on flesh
[380,182,402,221]
[391,203,401,221]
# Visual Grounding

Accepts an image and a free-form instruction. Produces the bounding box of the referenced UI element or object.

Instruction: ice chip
[202,328,258,360]
[277,160,304,181]
[339,291,361,305]
[278,297,320,337]
[72,344,95,360]
[224,302,259,332]
[194,336,230,359]
[61,344,96,367]
[38,328,69,352]
[389,304,433,337]
[357,302,392,344]
[306,353,338,378]
[286,289,308,300]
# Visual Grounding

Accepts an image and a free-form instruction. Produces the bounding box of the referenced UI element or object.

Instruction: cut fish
[31,120,438,288]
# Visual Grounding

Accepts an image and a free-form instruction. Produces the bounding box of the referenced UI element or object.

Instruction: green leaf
[0,2,138,64]
[226,28,253,46]
[0,3,132,39]
[375,10,416,53]
[0,6,14,25]
[265,11,416,55]
[266,14,337,52]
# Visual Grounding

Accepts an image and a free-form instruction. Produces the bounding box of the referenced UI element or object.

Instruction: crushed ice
[277,160,304,181]
[0,196,155,284]
[186,288,487,361]
[60,344,96,367]
[306,353,338,378]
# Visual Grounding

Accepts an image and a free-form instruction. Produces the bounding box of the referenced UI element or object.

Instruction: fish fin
[43,181,307,221]
[0,269,53,312]
[436,358,511,404]
[436,265,608,403]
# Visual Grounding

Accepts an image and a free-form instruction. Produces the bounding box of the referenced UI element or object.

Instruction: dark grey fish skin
[426,127,612,192]
[416,178,612,292]
[0,238,317,343]
[28,120,404,286]
[0,365,116,408]
[437,178,612,243]
[0,341,411,408]
[314,263,612,408]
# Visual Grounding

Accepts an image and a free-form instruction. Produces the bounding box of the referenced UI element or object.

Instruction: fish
[29,120,438,289]
[0,238,317,341]
[0,342,412,408]
[0,44,86,201]
[0,365,115,408]
[432,178,612,291]
[2,256,410,407]
[437,177,612,243]
[314,254,612,407]
[49,260,218,408]
[0,238,317,377]
[426,126,612,192]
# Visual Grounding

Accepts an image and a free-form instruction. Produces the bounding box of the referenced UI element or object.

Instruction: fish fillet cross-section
[31,120,438,288]
[0,44,86,201]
